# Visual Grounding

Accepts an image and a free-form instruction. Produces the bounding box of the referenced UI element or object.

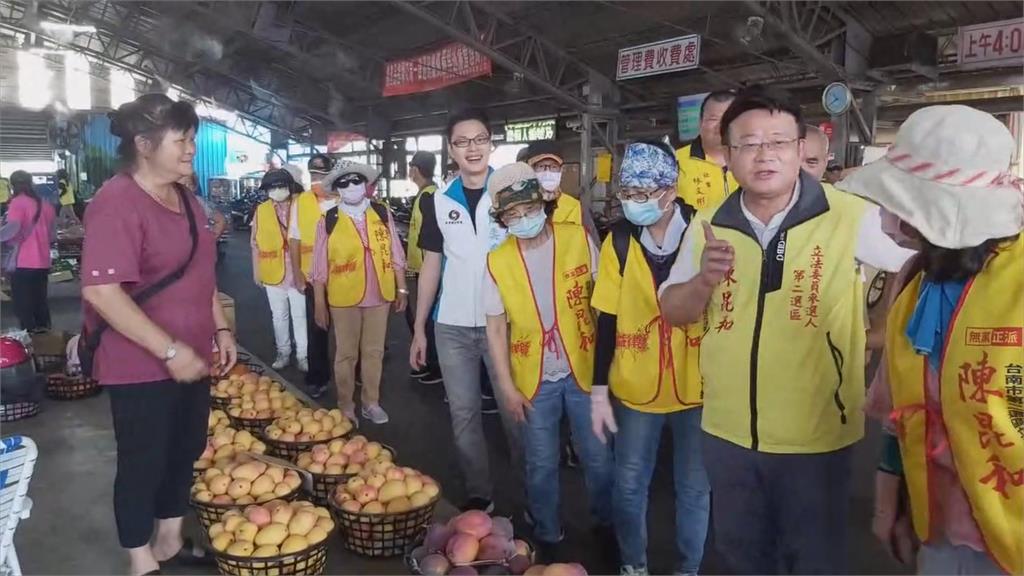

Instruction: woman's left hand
[393,292,408,313]
[215,329,238,376]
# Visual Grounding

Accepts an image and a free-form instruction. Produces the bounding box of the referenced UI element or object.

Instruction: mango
[211,532,234,552]
[477,534,515,562]
[234,521,259,542]
[386,496,412,513]
[270,505,293,526]
[211,494,234,505]
[250,474,276,497]
[254,523,289,547]
[424,522,454,552]
[273,482,293,497]
[266,467,285,484]
[420,554,451,576]
[378,480,407,503]
[231,462,262,482]
[225,541,254,557]
[227,479,252,499]
[208,475,231,496]
[446,533,480,564]
[315,516,334,532]
[252,545,279,558]
[193,490,214,503]
[541,564,586,576]
[451,510,492,539]
[361,501,384,514]
[340,499,362,513]
[288,510,317,536]
[305,526,329,545]
[491,517,514,539]
[279,535,309,555]
[245,505,272,527]
[410,491,433,508]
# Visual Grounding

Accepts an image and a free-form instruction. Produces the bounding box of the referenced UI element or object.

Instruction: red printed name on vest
[259,250,278,259]
[331,261,357,275]
[966,327,1023,347]
[562,264,589,281]
[510,338,531,358]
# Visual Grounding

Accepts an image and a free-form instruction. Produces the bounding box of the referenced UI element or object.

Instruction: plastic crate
[46,374,100,400]
[0,402,40,423]
[212,540,328,576]
[329,495,438,558]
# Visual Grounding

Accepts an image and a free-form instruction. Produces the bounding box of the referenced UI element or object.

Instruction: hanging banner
[327,131,365,153]
[958,18,1024,69]
[617,35,701,81]
[505,119,556,143]
[383,42,492,97]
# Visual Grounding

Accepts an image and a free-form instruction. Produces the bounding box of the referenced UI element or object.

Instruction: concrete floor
[2,231,909,575]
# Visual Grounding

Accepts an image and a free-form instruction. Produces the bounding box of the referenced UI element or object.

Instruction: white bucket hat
[837,104,1024,249]
[324,159,380,190]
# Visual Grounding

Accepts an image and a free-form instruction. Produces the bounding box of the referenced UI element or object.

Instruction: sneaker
[419,370,444,385]
[620,567,650,576]
[360,404,389,425]
[410,367,430,379]
[481,396,499,415]
[297,357,308,372]
[460,497,495,513]
[271,352,290,370]
[308,384,327,399]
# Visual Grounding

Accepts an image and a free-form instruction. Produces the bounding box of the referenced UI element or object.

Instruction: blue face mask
[622,192,668,226]
[508,210,547,239]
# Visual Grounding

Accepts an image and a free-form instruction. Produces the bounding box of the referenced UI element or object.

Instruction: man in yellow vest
[847,105,1024,575]
[675,91,739,211]
[590,141,707,575]
[483,162,613,560]
[288,153,335,397]
[659,85,913,574]
[251,168,307,370]
[523,141,596,237]
[311,160,408,425]
[405,151,443,385]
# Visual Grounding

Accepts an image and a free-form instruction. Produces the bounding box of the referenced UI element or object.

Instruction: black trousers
[10,268,50,331]
[304,284,331,387]
[108,380,210,548]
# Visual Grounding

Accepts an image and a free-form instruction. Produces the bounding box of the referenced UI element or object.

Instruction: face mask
[268,187,290,202]
[622,189,668,226]
[340,183,367,205]
[880,207,921,250]
[536,171,561,193]
[508,211,547,239]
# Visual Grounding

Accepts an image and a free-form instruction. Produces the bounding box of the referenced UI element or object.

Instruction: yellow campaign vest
[254,200,287,285]
[695,177,867,452]
[887,235,1024,576]
[59,179,75,206]
[326,206,396,307]
[407,184,437,273]
[295,191,321,275]
[553,193,583,226]
[591,227,702,414]
[676,141,739,212]
[0,178,9,204]
[487,224,596,399]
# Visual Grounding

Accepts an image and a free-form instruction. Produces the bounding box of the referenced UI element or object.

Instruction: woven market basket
[212,540,329,576]
[261,433,350,462]
[32,353,65,374]
[227,413,276,436]
[329,495,439,558]
[189,485,301,529]
[46,374,100,400]
[0,402,40,423]
[302,445,398,505]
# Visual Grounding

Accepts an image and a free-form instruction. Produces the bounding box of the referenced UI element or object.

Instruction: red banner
[382,42,492,97]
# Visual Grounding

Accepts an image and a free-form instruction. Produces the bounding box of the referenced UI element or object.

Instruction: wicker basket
[212,541,329,576]
[329,495,439,558]
[32,353,65,374]
[190,485,301,529]
[302,445,398,506]
[209,394,233,411]
[0,402,40,422]
[227,414,276,436]
[261,433,349,462]
[46,374,100,400]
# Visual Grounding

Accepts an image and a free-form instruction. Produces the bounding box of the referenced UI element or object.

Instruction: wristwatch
[163,342,178,363]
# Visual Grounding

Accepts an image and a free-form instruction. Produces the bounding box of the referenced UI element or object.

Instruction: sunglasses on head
[333,175,367,189]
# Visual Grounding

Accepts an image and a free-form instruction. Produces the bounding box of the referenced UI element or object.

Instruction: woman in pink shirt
[5,170,56,330]
[80,94,237,576]
[311,160,407,425]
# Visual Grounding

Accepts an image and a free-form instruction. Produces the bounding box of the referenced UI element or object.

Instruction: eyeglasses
[451,134,491,148]
[728,138,799,156]
[617,187,666,203]
[500,203,543,225]
[333,175,366,189]
[534,165,562,174]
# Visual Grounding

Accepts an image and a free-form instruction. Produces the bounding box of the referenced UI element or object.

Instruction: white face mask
[341,183,367,205]
[267,187,290,202]
[535,171,561,193]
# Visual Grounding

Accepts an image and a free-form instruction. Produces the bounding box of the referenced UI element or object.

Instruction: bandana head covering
[620,142,678,189]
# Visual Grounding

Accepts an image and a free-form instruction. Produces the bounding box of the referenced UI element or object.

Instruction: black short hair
[719,85,805,145]
[446,107,491,140]
[700,90,736,119]
[109,93,199,166]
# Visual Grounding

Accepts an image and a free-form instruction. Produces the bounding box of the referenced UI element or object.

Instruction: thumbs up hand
[698,221,735,288]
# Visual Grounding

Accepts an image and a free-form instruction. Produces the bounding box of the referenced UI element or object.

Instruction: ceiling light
[39,21,96,33]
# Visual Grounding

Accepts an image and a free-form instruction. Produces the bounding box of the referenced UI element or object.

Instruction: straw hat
[837,104,1023,249]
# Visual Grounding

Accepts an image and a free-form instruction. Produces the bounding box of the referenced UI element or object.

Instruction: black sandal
[159,538,215,567]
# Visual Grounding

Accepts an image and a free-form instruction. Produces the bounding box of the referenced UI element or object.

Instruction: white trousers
[264,283,307,358]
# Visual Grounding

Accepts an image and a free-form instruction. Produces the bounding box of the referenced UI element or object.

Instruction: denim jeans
[613,404,710,574]
[435,323,523,502]
[521,374,614,543]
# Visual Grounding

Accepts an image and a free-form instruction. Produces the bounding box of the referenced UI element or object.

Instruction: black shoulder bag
[78,185,199,377]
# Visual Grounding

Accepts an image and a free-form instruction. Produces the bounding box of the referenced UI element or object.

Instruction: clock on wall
[822,82,853,116]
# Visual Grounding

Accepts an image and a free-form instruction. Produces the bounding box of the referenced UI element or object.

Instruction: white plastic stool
[0,436,37,576]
